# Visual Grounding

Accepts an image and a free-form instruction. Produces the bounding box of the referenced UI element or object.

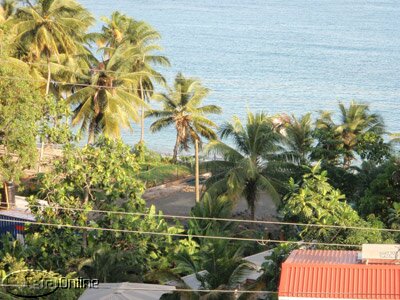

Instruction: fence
[0,214,27,239]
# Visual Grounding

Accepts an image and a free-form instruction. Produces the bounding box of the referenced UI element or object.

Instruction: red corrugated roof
[279,250,400,299]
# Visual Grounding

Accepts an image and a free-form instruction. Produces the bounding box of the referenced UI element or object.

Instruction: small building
[0,196,45,241]
[279,245,400,300]
[79,282,176,300]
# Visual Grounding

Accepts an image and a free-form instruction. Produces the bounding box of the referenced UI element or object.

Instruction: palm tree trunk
[251,205,255,221]
[173,131,179,162]
[82,186,90,249]
[38,58,52,172]
[88,119,96,144]
[139,78,145,143]
[195,139,200,203]
[45,57,51,95]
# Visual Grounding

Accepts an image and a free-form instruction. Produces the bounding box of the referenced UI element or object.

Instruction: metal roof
[79,282,176,300]
[284,249,359,265]
[279,249,400,299]
[0,196,48,221]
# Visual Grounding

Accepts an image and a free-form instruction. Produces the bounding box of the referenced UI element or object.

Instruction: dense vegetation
[1,1,399,299]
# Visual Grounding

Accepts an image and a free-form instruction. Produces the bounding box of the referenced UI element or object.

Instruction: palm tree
[336,101,384,168]
[79,246,140,282]
[97,12,170,144]
[125,20,170,144]
[146,73,222,162]
[0,0,16,22]
[10,0,93,94]
[99,12,130,47]
[164,239,256,300]
[315,102,385,169]
[204,112,283,220]
[67,46,145,144]
[388,202,400,227]
[0,0,17,55]
[284,113,314,166]
[312,110,344,165]
[8,0,93,170]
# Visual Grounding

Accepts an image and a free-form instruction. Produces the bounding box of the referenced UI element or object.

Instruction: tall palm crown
[97,12,130,53]
[9,0,93,93]
[96,12,170,143]
[67,46,144,144]
[126,20,170,143]
[146,73,221,161]
[337,101,384,146]
[0,0,16,22]
[204,112,283,220]
[316,101,385,168]
[283,113,314,166]
[171,239,255,299]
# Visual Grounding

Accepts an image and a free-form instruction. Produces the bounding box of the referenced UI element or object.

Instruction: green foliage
[1,1,400,293]
[171,239,255,300]
[311,102,388,169]
[189,194,236,236]
[24,138,187,278]
[0,63,44,182]
[0,253,82,300]
[388,203,400,227]
[9,0,93,62]
[282,113,314,167]
[147,73,222,161]
[356,131,391,163]
[282,163,384,245]
[357,158,400,227]
[260,244,296,296]
[138,164,191,187]
[67,45,145,143]
[311,120,344,165]
[204,112,284,219]
[39,96,77,144]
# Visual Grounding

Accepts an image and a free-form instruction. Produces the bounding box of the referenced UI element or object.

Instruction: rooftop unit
[361,244,400,264]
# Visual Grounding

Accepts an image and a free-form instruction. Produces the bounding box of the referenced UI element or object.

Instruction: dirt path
[143,178,279,221]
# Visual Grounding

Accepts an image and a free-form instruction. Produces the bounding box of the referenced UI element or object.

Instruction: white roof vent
[362,244,400,264]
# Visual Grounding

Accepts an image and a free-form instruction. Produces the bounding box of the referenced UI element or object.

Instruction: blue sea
[80,0,400,154]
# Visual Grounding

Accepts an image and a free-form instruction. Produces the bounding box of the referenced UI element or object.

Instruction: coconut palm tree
[67,46,145,144]
[96,12,170,144]
[94,11,131,59]
[312,110,344,165]
[79,246,141,283]
[0,0,16,22]
[204,112,283,220]
[314,102,385,169]
[8,0,93,170]
[146,73,222,162]
[9,0,93,94]
[336,101,385,168]
[283,113,314,166]
[0,0,17,55]
[161,239,256,300]
[125,20,170,144]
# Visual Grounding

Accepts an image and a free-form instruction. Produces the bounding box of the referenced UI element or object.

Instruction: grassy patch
[138,163,192,187]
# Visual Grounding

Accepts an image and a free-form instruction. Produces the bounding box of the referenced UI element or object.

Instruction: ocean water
[80,0,400,154]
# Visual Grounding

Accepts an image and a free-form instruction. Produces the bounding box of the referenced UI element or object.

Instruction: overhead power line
[0,74,274,96]
[27,204,400,233]
[23,61,210,80]
[22,59,279,82]
[0,217,361,248]
[0,284,276,294]
[2,284,400,297]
